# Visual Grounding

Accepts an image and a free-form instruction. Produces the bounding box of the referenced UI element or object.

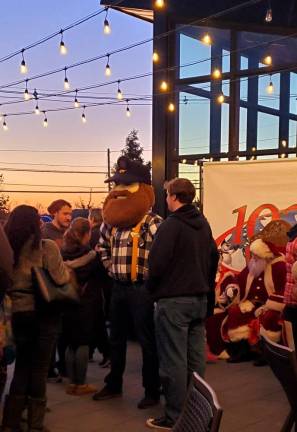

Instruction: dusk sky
[0,1,153,211]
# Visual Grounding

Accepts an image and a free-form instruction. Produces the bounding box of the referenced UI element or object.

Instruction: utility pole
[107,148,111,191]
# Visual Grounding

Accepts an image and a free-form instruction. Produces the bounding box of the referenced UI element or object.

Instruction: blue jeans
[105,281,160,397]
[155,295,207,424]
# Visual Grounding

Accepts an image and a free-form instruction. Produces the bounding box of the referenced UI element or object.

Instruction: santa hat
[250,239,274,259]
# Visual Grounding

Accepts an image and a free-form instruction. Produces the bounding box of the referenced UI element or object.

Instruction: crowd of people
[0,156,296,432]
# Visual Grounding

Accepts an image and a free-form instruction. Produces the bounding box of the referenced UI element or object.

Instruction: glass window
[290,73,297,115]
[258,73,280,110]
[257,113,279,149]
[178,163,201,201]
[221,104,229,153]
[239,108,247,151]
[289,120,297,148]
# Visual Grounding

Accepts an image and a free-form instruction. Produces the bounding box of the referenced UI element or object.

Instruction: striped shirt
[97,212,163,282]
[284,236,297,306]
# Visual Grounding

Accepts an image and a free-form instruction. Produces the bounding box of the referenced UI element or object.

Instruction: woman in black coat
[61,217,103,396]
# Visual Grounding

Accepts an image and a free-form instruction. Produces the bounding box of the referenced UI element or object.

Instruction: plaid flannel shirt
[97,212,163,282]
[284,237,297,306]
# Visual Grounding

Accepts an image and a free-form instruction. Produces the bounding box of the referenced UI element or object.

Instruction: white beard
[248,257,267,278]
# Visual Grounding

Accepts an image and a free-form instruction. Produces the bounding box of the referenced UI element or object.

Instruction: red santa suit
[222,239,286,345]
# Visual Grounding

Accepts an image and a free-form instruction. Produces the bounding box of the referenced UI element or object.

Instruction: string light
[117,81,123,100]
[81,105,87,123]
[201,33,212,45]
[59,30,67,55]
[182,159,187,164]
[154,0,165,8]
[265,1,273,22]
[105,54,111,76]
[152,52,159,63]
[210,157,214,162]
[212,68,221,79]
[34,102,40,115]
[2,116,8,131]
[64,67,70,90]
[263,55,272,65]
[103,8,111,34]
[160,80,168,91]
[20,49,28,74]
[126,99,131,117]
[74,89,80,108]
[252,146,256,152]
[266,75,274,94]
[168,102,175,112]
[24,79,30,100]
[217,94,225,104]
[281,153,286,158]
[43,111,48,127]
[281,139,287,147]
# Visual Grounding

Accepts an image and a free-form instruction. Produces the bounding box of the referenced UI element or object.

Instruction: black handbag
[32,267,80,304]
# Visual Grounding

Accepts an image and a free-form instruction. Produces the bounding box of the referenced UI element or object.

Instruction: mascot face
[103,182,155,228]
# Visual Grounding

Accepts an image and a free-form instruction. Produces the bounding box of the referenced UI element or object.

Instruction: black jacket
[147,205,219,305]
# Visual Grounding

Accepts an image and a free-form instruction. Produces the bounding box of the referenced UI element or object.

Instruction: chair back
[173,372,223,432]
[260,328,297,412]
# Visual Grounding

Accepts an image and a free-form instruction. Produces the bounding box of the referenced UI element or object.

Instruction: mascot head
[103,156,155,228]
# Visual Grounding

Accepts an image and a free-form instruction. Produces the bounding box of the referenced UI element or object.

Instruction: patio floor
[4,341,289,432]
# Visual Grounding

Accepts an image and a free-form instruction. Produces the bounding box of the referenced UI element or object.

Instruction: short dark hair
[165,178,196,204]
[47,199,71,216]
[63,217,90,249]
[89,208,103,225]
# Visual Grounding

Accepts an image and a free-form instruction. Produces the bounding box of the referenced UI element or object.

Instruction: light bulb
[3,121,8,131]
[263,55,272,65]
[155,0,165,8]
[168,102,175,112]
[217,94,225,104]
[152,52,159,63]
[126,107,131,117]
[252,146,256,152]
[117,89,123,100]
[202,33,212,45]
[59,41,67,55]
[20,60,28,74]
[81,113,87,123]
[212,68,221,79]
[64,78,70,90]
[74,97,80,108]
[266,80,274,94]
[265,8,272,22]
[35,105,40,115]
[104,19,111,34]
[281,140,287,147]
[105,63,111,77]
[24,88,30,100]
[182,159,187,164]
[281,153,286,158]
[160,80,168,91]
[43,117,48,128]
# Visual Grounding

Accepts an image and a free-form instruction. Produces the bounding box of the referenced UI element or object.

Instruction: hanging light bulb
[126,100,131,117]
[160,80,168,91]
[217,94,225,104]
[35,102,40,115]
[74,89,80,108]
[59,30,67,55]
[103,8,111,34]
[20,49,28,74]
[64,67,70,90]
[117,81,123,100]
[24,80,30,100]
[168,102,175,112]
[105,55,111,76]
[263,55,272,66]
[281,139,287,147]
[265,1,273,22]
[266,75,274,94]
[201,33,212,45]
[81,106,87,123]
[182,159,187,164]
[43,112,48,128]
[155,0,165,8]
[2,116,8,131]
[152,52,159,63]
[212,68,221,79]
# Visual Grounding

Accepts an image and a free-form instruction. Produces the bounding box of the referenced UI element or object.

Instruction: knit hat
[258,219,291,253]
[105,156,151,185]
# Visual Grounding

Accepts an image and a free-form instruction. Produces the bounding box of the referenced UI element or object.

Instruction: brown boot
[1,394,26,431]
[27,397,49,432]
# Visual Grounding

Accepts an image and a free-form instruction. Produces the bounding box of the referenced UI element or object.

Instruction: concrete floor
[5,341,290,432]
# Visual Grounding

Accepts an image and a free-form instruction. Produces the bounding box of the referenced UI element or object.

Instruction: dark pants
[89,301,110,358]
[155,296,207,424]
[105,281,160,397]
[284,305,297,349]
[66,345,89,385]
[10,311,60,399]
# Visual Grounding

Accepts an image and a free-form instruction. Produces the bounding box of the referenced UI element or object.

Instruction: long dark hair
[5,205,41,267]
[63,217,90,250]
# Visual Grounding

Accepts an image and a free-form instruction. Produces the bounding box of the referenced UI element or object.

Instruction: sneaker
[92,385,122,401]
[146,417,174,430]
[47,370,63,383]
[66,384,77,395]
[137,395,160,409]
[98,356,111,368]
[74,384,97,396]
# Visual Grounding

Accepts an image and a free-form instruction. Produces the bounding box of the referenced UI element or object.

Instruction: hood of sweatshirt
[169,204,206,231]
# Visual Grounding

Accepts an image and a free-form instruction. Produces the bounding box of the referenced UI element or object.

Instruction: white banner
[203,159,297,270]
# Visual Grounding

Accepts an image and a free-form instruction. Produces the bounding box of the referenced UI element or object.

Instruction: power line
[0,167,107,174]
[2,182,107,188]
[1,190,108,194]
[0,161,107,168]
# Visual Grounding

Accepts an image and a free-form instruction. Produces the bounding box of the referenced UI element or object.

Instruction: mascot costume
[93,156,162,409]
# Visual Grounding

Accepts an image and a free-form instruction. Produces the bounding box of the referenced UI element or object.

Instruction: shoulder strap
[131,219,144,282]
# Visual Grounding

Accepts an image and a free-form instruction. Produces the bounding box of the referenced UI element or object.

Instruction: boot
[27,397,49,432]
[1,394,26,431]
